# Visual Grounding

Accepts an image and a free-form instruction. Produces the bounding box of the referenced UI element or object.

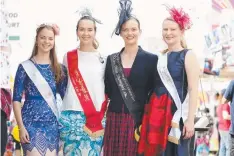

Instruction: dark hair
[215,92,220,98]
[76,16,99,49]
[30,25,62,83]
[120,17,141,32]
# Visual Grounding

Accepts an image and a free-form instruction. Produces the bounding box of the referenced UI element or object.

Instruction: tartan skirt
[103,111,137,156]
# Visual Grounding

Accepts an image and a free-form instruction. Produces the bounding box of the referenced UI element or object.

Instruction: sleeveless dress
[138,50,191,156]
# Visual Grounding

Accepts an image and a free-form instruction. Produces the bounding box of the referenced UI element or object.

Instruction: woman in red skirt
[138,6,200,156]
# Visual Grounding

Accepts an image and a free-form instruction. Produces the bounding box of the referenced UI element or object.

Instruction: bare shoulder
[185,50,197,58]
[185,50,198,64]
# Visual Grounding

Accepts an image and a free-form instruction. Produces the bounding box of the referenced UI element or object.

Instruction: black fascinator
[113,0,134,36]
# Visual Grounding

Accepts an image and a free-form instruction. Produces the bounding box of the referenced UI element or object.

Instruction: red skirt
[103,110,137,156]
[138,93,173,156]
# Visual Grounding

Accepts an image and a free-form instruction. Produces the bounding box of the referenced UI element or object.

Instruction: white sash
[157,52,189,144]
[21,60,59,119]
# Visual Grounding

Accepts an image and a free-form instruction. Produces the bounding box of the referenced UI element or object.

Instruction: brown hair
[121,17,141,32]
[76,16,99,49]
[162,18,188,54]
[30,25,63,83]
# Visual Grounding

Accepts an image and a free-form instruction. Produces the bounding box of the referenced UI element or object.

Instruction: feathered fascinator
[76,7,102,24]
[113,0,134,35]
[36,23,60,35]
[165,5,192,30]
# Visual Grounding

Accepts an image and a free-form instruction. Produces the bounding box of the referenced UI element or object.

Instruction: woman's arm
[12,65,26,129]
[13,101,24,129]
[185,51,199,123]
[12,64,30,143]
[183,51,200,138]
[57,65,68,99]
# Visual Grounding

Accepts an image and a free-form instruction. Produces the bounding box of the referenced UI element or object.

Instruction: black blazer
[105,46,157,125]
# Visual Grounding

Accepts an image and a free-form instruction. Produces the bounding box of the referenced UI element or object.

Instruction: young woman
[13,24,67,156]
[138,7,200,156]
[103,1,157,155]
[59,10,107,156]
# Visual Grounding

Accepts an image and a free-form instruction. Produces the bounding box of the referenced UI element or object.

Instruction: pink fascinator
[165,5,192,30]
[51,24,60,35]
[36,23,60,36]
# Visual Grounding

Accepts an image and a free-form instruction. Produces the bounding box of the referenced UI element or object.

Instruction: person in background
[222,80,234,155]
[0,0,12,155]
[216,89,231,156]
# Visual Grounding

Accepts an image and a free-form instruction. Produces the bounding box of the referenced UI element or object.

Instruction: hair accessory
[165,5,192,30]
[36,23,60,35]
[75,7,102,24]
[113,0,134,35]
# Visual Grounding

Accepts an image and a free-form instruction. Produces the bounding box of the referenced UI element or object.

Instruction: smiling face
[77,19,96,46]
[120,18,141,46]
[162,19,184,47]
[36,27,55,54]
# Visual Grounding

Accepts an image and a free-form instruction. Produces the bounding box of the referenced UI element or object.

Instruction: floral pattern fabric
[59,110,105,156]
[13,61,68,156]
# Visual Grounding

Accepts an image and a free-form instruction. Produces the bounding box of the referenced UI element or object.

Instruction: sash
[21,60,59,119]
[67,49,107,138]
[110,53,140,125]
[157,52,189,144]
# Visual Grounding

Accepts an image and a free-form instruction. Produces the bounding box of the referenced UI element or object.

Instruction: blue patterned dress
[13,60,68,156]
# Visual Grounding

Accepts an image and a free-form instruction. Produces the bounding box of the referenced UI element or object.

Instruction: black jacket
[104,46,158,125]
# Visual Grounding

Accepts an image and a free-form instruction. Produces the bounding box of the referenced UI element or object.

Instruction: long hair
[30,25,63,83]
[76,16,99,49]
[162,18,188,54]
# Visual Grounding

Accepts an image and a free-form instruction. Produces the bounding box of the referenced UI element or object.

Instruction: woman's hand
[19,126,30,144]
[182,119,194,139]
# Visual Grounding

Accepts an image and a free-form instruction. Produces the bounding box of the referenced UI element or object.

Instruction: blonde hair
[30,25,63,83]
[162,18,188,54]
[93,38,99,49]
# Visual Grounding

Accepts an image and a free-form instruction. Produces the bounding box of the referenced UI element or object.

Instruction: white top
[62,50,106,112]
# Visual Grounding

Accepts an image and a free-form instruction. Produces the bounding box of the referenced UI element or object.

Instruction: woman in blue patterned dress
[13,24,68,156]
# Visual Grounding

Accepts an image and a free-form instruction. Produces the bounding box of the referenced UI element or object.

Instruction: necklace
[32,57,51,70]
